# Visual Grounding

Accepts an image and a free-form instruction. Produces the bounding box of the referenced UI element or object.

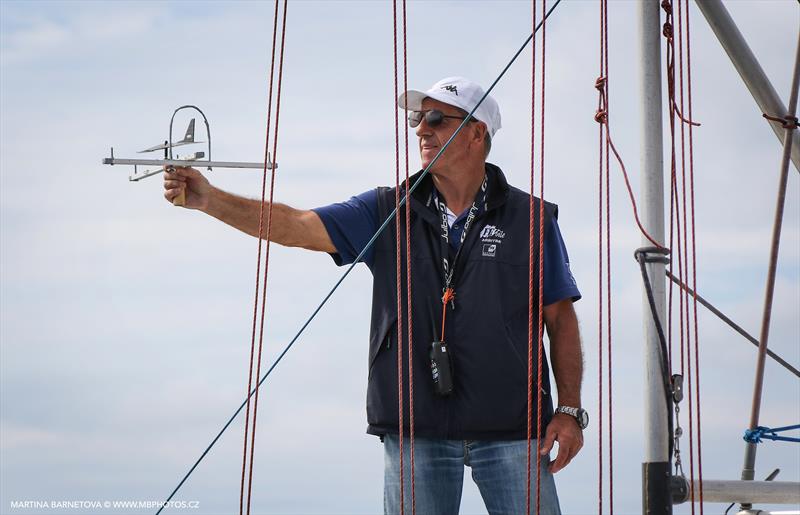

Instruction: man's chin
[421,158,438,173]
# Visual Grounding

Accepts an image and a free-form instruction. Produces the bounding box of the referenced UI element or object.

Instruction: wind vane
[101,104,276,205]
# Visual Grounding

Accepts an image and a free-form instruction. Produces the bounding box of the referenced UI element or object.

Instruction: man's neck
[433,163,486,216]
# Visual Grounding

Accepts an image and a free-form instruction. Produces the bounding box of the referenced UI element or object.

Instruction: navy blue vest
[367,163,557,440]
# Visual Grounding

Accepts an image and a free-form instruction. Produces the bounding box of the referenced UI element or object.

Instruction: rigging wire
[595,0,614,511]
[391,0,414,511]
[676,0,697,506]
[152,4,564,512]
[635,247,676,461]
[596,0,605,507]
[662,0,692,504]
[664,0,704,507]
[535,1,547,513]
[526,0,547,512]
[665,271,800,379]
[742,11,800,490]
[400,0,416,510]
[671,0,696,504]
[593,12,666,252]
[526,0,537,512]
[391,1,405,511]
[240,1,288,514]
[682,0,705,505]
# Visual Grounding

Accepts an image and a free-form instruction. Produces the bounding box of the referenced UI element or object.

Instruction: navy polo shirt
[313,188,581,306]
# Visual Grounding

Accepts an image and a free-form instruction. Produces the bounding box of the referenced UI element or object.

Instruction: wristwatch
[555,405,589,430]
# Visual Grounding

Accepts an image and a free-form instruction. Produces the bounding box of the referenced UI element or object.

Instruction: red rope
[664,1,704,510]
[535,1,547,512]
[671,1,696,508]
[391,2,405,512]
[400,1,415,511]
[596,3,615,512]
[596,0,605,509]
[240,1,285,513]
[594,84,666,251]
[526,1,538,513]
[684,0,704,505]
[601,2,614,512]
[245,3,289,514]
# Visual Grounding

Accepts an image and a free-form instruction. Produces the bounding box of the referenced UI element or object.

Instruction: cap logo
[441,84,458,95]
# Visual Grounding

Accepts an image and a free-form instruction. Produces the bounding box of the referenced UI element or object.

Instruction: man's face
[414,98,479,173]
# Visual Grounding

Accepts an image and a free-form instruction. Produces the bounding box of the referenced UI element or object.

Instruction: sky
[1,1,798,514]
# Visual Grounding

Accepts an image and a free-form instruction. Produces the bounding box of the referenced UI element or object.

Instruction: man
[164,77,585,515]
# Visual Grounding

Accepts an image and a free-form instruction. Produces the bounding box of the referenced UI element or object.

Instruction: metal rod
[665,271,800,378]
[690,480,800,504]
[102,157,272,169]
[742,18,800,483]
[694,0,800,173]
[639,2,671,513]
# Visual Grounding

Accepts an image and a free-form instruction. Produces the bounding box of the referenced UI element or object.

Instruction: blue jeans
[383,435,561,515]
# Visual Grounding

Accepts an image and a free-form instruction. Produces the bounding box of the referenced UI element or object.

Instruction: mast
[638,1,671,513]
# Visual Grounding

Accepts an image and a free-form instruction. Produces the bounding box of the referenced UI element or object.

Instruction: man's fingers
[539,428,557,455]
[172,166,198,177]
[548,442,573,474]
[164,187,184,202]
[163,179,185,190]
[163,171,184,181]
[548,432,583,474]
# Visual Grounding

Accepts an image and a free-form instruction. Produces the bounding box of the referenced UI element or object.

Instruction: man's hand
[163,166,213,210]
[541,298,584,474]
[539,412,584,474]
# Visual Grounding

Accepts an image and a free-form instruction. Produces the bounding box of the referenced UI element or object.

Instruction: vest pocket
[368,318,397,378]
[503,311,549,396]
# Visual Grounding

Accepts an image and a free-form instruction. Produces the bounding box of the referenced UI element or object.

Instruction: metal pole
[102,157,271,169]
[639,2,671,513]
[690,480,800,504]
[694,0,800,173]
[741,20,800,485]
[665,271,800,379]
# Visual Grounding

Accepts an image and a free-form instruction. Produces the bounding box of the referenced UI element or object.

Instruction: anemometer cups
[398,76,502,138]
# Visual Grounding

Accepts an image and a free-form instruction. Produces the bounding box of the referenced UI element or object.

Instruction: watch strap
[555,405,587,429]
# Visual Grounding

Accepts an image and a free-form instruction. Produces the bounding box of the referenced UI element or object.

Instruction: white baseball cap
[398,76,502,138]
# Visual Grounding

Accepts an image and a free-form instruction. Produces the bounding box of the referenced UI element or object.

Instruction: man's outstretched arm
[539,299,584,473]
[163,166,336,253]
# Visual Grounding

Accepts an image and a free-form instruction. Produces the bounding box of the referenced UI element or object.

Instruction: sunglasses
[407,109,476,128]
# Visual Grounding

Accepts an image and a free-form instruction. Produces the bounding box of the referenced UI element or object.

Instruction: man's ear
[473,121,487,145]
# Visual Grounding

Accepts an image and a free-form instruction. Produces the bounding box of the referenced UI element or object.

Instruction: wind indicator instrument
[101,105,276,206]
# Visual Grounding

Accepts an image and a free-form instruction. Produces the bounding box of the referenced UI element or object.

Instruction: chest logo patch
[480,225,506,240]
[479,225,505,258]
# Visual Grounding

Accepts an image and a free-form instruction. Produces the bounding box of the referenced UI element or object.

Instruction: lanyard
[434,174,488,340]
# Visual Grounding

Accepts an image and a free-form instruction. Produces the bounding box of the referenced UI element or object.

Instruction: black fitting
[642,462,673,514]
[635,246,671,264]
[671,374,683,403]
[670,474,690,504]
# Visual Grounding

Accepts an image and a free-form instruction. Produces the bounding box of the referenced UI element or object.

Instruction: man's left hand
[539,413,584,474]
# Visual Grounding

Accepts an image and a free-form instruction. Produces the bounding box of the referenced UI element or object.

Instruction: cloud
[0,3,166,66]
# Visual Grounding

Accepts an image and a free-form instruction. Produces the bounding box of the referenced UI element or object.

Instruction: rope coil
[744,424,800,444]
[763,113,800,129]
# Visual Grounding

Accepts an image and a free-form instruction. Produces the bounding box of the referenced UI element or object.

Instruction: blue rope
[743,424,800,444]
[154,3,563,513]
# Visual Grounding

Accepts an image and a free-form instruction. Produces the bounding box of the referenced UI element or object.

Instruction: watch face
[578,409,589,429]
